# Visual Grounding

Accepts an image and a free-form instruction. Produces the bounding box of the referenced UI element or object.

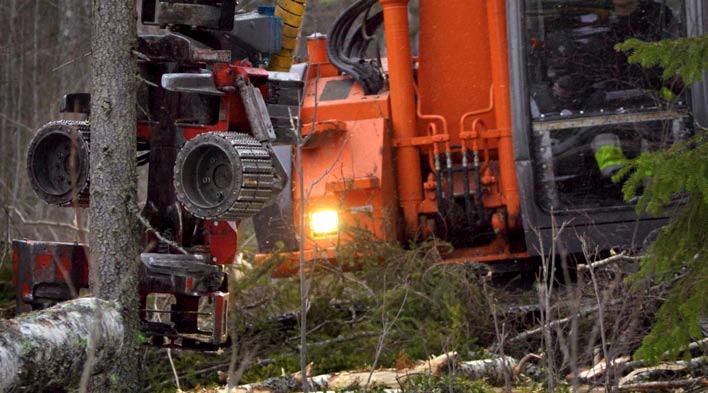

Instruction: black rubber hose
[434,155,446,215]
[462,152,475,226]
[474,157,485,225]
[327,0,383,94]
[345,11,384,59]
[446,154,454,205]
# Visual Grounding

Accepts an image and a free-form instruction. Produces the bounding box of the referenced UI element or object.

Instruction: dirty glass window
[525,0,685,119]
[531,118,688,210]
[524,0,688,211]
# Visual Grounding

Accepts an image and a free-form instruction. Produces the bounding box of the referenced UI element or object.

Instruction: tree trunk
[0,298,124,392]
[88,1,140,391]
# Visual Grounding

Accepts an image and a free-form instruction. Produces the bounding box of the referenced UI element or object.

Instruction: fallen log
[618,377,708,391]
[618,356,707,386]
[456,356,518,385]
[221,353,458,392]
[217,352,544,392]
[573,340,708,383]
[575,356,631,382]
[292,391,402,393]
[309,352,456,390]
[0,298,124,392]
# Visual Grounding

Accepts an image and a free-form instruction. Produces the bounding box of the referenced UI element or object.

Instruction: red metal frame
[13,60,275,347]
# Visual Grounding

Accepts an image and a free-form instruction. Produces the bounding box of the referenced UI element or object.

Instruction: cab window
[524,0,688,211]
[526,0,684,119]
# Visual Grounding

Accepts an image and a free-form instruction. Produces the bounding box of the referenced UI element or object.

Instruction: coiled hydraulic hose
[327,0,384,94]
[270,0,306,71]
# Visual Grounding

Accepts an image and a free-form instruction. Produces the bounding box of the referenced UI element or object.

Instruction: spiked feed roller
[27,120,91,207]
[174,132,276,221]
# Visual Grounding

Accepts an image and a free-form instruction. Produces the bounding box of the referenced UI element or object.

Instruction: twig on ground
[135,74,158,88]
[167,348,182,392]
[583,240,613,391]
[513,353,543,377]
[577,252,642,272]
[507,299,622,344]
[366,285,409,391]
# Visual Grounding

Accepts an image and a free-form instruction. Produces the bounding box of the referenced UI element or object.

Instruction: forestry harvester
[13,0,707,347]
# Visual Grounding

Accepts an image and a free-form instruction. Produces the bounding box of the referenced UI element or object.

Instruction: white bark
[222,352,530,392]
[456,356,519,385]
[0,298,124,392]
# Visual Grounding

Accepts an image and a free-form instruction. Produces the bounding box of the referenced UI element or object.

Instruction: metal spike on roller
[27,120,91,207]
[173,132,276,221]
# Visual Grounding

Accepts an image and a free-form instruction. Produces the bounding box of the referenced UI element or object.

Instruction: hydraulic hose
[270,0,307,72]
[327,0,384,94]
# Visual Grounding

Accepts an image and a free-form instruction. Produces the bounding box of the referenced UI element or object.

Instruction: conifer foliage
[613,35,708,361]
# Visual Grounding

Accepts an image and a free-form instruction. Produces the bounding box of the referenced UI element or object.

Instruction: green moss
[240,353,299,383]
[331,384,390,393]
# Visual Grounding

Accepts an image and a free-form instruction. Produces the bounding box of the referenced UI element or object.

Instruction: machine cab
[509,0,706,253]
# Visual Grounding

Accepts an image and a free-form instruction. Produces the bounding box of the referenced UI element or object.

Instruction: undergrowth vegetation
[138,229,535,392]
[139,223,662,392]
[234,231,498,377]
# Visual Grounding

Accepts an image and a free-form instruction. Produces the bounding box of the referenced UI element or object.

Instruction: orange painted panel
[301,76,390,123]
[292,116,398,251]
[417,0,498,143]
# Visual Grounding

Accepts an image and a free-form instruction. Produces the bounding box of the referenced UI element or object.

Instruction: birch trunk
[0,298,124,392]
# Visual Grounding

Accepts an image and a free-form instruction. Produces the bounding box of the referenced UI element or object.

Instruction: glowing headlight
[310,209,339,237]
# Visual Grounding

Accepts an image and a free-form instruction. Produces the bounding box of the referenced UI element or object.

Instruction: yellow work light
[309,209,339,237]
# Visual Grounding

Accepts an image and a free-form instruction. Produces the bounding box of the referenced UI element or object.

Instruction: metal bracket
[161,72,224,96]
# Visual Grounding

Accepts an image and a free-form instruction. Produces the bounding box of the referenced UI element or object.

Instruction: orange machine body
[414,0,523,260]
[267,0,529,272]
[417,0,520,224]
[284,63,399,274]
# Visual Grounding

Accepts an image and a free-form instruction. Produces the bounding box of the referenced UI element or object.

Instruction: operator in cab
[587,0,678,176]
[531,0,679,177]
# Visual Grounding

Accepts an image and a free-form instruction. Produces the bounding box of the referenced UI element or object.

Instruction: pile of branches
[570,340,707,392]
